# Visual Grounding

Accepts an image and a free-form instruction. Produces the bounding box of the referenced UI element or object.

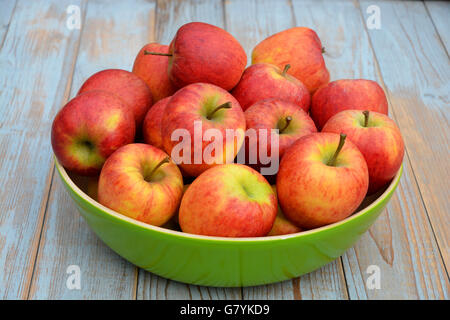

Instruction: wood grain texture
[28,0,156,299]
[0,0,84,299]
[225,0,349,300]
[343,163,449,299]
[155,0,224,44]
[424,1,450,54]
[359,0,450,271]
[289,0,449,299]
[136,0,242,300]
[0,0,16,46]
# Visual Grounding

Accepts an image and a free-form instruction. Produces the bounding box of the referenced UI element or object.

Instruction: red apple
[132,43,176,102]
[51,91,135,176]
[267,185,302,236]
[311,79,388,130]
[78,69,153,128]
[252,27,329,93]
[322,110,404,194]
[277,132,369,229]
[98,143,184,226]
[244,99,317,174]
[161,83,246,177]
[142,96,171,149]
[231,63,310,111]
[179,164,277,237]
[145,22,246,91]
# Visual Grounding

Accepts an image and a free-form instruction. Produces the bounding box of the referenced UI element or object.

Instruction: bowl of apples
[52,22,404,287]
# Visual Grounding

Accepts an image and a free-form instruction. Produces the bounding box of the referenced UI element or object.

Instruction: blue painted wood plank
[28,0,156,299]
[0,0,84,299]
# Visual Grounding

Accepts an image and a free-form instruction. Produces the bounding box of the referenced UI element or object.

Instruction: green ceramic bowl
[56,158,402,287]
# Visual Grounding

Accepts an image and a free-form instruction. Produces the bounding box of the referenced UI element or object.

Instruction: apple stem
[363,110,370,127]
[279,116,292,133]
[282,64,291,76]
[327,133,347,167]
[146,157,170,181]
[144,50,172,56]
[322,47,326,54]
[206,102,232,120]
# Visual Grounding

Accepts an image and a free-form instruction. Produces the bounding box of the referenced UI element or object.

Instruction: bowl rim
[55,156,402,242]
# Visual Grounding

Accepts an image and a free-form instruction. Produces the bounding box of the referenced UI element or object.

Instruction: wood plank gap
[423,1,449,58]
[339,258,351,300]
[287,0,297,29]
[133,267,139,300]
[23,164,55,300]
[0,0,17,50]
[356,0,449,280]
[221,0,227,31]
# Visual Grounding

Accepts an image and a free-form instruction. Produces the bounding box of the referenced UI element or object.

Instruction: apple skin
[161,83,246,177]
[98,143,184,226]
[252,27,329,94]
[179,164,277,237]
[277,133,369,229]
[167,22,247,91]
[311,79,388,130]
[142,96,171,149]
[267,185,302,236]
[322,110,404,194]
[51,90,135,176]
[78,69,153,128]
[132,43,176,102]
[244,99,317,165]
[231,63,310,111]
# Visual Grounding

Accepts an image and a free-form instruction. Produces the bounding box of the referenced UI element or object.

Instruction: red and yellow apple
[146,22,246,91]
[267,185,302,236]
[132,43,176,102]
[252,27,329,93]
[179,164,277,237]
[98,143,184,226]
[311,79,388,130]
[277,132,369,229]
[142,96,171,149]
[51,90,135,176]
[322,110,404,194]
[231,63,310,111]
[78,69,153,128]
[161,83,246,177]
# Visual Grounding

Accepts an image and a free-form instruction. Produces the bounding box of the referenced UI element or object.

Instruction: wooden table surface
[0,0,448,300]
